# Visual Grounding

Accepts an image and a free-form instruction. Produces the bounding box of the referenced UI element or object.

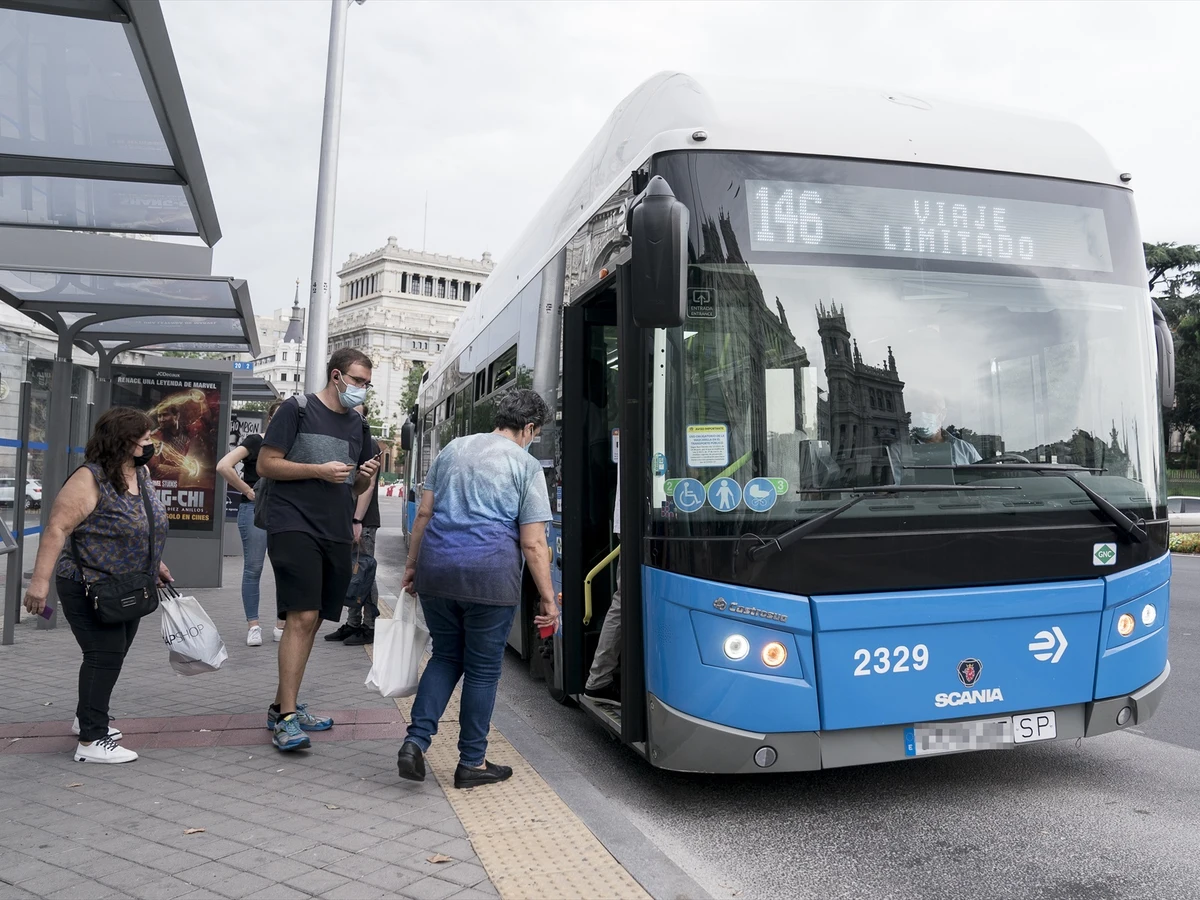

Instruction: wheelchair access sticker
[671,478,706,513]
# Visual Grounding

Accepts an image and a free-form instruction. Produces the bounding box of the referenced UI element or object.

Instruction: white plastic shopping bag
[364,590,429,698]
[160,589,229,676]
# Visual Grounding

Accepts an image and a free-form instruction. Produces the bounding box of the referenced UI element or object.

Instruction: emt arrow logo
[1029,627,1068,663]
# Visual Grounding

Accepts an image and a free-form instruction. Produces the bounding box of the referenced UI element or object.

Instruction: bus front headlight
[723,634,750,661]
[1117,613,1135,637]
[762,641,787,668]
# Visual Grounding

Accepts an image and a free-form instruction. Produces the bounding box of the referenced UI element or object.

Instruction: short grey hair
[493,389,548,432]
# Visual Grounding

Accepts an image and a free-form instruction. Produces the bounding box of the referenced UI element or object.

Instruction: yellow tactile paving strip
[365,600,652,900]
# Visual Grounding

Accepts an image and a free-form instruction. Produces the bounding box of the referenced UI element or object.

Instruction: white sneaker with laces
[71,717,122,740]
[273,625,284,642]
[75,736,137,764]
[247,625,263,646]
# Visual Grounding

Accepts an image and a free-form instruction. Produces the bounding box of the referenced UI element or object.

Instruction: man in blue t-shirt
[397,388,556,789]
[258,349,381,752]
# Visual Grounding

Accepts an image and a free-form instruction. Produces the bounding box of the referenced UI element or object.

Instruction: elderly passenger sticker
[686,424,729,467]
[1093,543,1117,566]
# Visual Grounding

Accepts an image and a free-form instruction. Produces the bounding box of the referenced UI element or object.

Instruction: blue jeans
[236,502,268,622]
[405,595,517,767]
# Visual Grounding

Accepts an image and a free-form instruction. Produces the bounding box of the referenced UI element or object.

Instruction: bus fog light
[1141,604,1157,627]
[754,746,777,768]
[723,634,750,661]
[1117,613,1135,637]
[1116,706,1133,726]
[762,641,787,668]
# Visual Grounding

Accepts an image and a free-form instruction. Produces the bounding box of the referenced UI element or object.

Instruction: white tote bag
[365,590,429,698]
[161,590,229,676]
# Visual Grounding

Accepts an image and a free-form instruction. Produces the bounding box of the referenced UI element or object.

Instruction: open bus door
[553,264,649,751]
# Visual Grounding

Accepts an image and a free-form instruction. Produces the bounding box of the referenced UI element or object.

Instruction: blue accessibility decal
[672,478,706,513]
[708,477,742,513]
[743,477,778,512]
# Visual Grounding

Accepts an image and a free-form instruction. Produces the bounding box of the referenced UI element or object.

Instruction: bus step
[579,695,622,735]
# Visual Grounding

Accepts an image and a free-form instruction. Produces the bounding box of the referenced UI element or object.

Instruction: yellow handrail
[583,546,620,625]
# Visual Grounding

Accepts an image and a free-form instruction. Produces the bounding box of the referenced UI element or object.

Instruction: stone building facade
[329,237,493,428]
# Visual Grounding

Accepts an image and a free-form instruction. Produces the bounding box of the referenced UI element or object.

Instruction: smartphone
[39,604,54,620]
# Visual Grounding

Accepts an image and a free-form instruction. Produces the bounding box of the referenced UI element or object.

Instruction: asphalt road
[377,501,1200,900]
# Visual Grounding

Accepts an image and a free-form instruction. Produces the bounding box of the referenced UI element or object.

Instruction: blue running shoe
[267,703,334,732]
[272,714,311,752]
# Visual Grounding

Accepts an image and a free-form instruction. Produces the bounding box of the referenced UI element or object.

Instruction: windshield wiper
[744,484,1018,563]
[901,462,1148,542]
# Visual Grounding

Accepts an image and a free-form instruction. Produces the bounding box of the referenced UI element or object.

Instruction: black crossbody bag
[71,472,160,624]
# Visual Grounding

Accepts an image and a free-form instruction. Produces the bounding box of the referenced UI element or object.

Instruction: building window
[282,351,288,362]
[435,342,444,352]
[449,280,458,301]
[436,278,446,299]
[463,283,472,302]
[424,276,433,296]
[401,273,408,293]
[411,273,421,294]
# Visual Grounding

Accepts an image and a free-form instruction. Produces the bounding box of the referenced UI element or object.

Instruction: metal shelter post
[304,0,353,391]
[3,384,32,646]
[41,327,76,534]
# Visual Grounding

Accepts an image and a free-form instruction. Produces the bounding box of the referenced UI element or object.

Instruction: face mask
[133,444,155,467]
[336,373,368,410]
[917,413,941,434]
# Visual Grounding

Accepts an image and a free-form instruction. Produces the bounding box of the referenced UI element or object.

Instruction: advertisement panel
[111,366,231,532]
[225,409,266,521]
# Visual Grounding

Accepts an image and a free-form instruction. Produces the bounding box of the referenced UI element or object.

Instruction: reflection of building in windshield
[688,214,812,487]
[815,302,909,486]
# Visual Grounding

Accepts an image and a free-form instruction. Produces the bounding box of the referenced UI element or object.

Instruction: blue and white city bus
[401,72,1175,773]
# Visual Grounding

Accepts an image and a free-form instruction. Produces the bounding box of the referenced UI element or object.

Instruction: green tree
[399,363,424,419]
[1146,242,1200,458]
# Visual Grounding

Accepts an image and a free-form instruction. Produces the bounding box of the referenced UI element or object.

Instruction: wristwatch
[352,518,363,525]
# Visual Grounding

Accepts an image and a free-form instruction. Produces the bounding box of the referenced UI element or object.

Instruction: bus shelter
[1,0,257,635]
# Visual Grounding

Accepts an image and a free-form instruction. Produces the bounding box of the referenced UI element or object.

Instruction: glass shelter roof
[0,2,219,243]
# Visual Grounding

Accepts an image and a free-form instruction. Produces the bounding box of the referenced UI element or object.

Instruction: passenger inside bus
[584,460,621,706]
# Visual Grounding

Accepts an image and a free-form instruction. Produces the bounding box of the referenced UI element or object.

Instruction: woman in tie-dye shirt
[398,389,556,789]
[24,407,172,765]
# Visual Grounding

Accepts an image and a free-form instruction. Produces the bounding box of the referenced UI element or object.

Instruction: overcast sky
[161,0,1198,317]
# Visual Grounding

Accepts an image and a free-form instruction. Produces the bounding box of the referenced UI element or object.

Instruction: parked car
[0,477,41,509]
[1167,495,1200,533]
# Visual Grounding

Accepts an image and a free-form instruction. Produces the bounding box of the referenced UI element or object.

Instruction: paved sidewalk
[0,556,497,900]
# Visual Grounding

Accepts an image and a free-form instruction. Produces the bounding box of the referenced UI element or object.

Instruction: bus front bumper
[645,661,1171,774]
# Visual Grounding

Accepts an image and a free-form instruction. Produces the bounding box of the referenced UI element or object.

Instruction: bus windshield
[650,152,1164,535]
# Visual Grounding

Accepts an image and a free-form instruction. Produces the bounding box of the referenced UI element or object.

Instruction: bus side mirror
[1153,301,1175,410]
[630,176,689,329]
[400,419,415,452]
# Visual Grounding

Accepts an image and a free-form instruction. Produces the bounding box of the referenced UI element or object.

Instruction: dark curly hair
[493,389,548,432]
[85,407,154,493]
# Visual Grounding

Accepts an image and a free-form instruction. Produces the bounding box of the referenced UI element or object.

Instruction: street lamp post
[304,0,363,391]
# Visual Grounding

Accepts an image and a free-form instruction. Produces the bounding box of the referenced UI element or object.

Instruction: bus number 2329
[854,645,930,676]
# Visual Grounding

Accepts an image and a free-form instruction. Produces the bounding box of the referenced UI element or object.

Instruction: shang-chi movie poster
[111,366,230,532]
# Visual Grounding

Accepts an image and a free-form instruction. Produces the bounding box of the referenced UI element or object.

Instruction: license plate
[905,710,1057,756]
[1012,710,1057,744]
[905,717,1012,757]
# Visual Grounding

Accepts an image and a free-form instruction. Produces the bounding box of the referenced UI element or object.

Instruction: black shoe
[324,623,360,642]
[344,627,374,646]
[454,760,512,789]
[396,741,426,782]
[584,681,622,706]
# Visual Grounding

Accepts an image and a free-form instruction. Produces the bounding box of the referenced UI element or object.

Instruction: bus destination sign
[745,180,1112,272]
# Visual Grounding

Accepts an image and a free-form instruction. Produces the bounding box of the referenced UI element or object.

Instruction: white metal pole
[304,0,353,391]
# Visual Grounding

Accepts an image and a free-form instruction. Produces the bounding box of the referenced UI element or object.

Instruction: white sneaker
[273,625,284,642]
[75,737,137,764]
[247,625,263,646]
[71,717,122,741]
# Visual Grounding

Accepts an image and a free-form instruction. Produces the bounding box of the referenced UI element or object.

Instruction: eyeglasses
[341,372,373,390]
